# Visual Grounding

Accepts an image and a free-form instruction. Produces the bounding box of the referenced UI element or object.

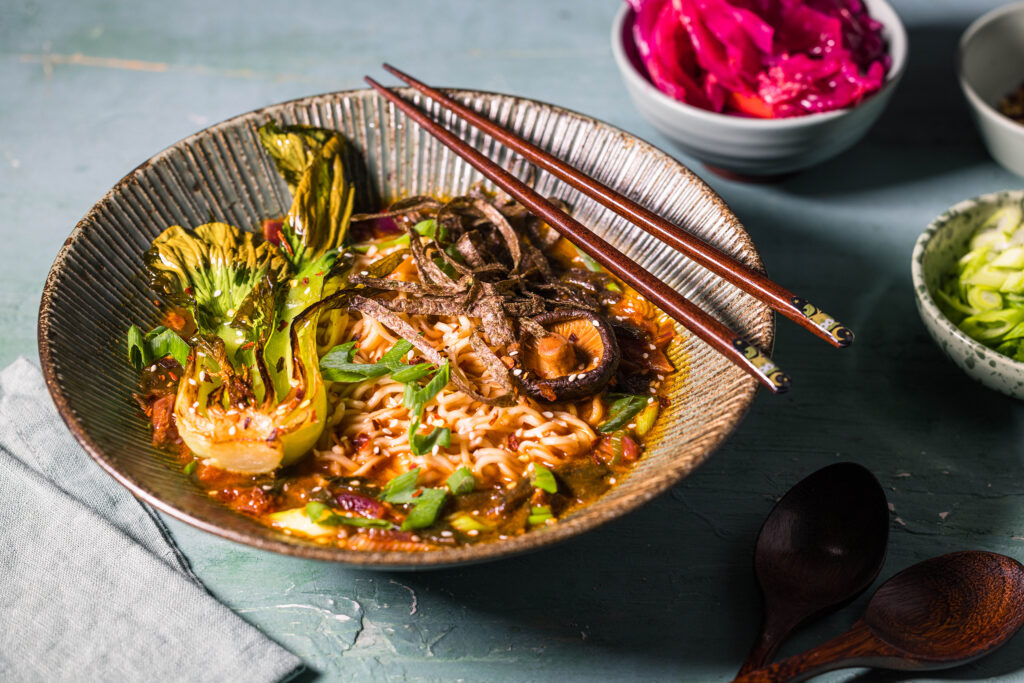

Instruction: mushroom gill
[518,308,620,401]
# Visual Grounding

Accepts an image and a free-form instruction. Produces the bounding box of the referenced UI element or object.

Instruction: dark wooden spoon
[738,462,889,675]
[733,551,1024,682]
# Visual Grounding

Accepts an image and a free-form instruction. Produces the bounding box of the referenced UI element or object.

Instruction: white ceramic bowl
[610,0,908,177]
[912,190,1024,399]
[958,2,1024,177]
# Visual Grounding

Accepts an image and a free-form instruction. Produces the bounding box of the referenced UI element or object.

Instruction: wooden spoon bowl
[739,462,889,673]
[866,551,1024,664]
[734,551,1024,682]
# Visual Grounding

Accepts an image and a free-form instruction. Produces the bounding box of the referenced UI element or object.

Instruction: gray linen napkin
[0,357,304,682]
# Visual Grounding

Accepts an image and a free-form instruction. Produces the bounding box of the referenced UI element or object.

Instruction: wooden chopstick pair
[365,65,854,393]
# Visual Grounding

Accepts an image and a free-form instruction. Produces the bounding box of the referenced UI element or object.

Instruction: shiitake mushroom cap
[518,308,620,401]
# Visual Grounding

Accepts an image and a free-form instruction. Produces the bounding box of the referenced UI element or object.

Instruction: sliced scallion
[304,501,393,528]
[528,504,553,526]
[597,394,648,433]
[401,488,448,530]
[530,463,557,494]
[445,466,476,495]
[381,467,422,503]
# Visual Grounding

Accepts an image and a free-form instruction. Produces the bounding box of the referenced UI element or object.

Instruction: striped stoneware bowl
[38,88,773,568]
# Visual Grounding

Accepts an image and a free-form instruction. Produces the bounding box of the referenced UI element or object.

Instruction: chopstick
[381,63,853,350]
[364,75,791,394]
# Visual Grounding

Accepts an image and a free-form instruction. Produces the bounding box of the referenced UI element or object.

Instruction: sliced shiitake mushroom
[518,308,620,401]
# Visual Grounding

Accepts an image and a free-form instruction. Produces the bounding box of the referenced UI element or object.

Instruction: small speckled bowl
[912,190,1024,399]
[39,88,773,568]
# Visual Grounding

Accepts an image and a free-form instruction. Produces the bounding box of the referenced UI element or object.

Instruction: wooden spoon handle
[732,621,893,683]
[737,608,805,675]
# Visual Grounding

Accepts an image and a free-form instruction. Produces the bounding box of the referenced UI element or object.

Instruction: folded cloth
[0,358,303,683]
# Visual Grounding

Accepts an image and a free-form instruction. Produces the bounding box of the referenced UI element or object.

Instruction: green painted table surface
[5,0,1024,680]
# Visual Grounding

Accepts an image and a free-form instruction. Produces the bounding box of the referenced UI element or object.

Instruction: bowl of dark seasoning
[959,1,1024,176]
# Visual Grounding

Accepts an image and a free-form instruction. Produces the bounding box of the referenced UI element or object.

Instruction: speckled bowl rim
[38,87,773,568]
[956,1,1024,143]
[609,0,908,129]
[911,189,1024,378]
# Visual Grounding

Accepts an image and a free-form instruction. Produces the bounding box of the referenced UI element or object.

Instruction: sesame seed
[312,486,322,493]
[649,387,657,394]
[642,352,649,359]
[499,534,508,540]
[627,423,636,429]
[467,529,480,537]
[187,378,197,386]
[432,445,440,455]
[542,411,554,418]
[648,344,656,350]
[228,425,236,435]
[508,350,518,356]
[261,485,273,491]
[592,320,600,327]
[441,530,453,538]
[656,374,664,380]
[373,446,381,454]
[512,368,522,376]
[213,289,222,297]
[298,399,311,409]
[226,309,235,318]
[518,454,529,462]
[648,397,655,404]
[360,270,369,276]
[567,374,577,381]
[411,535,422,543]
[609,477,617,484]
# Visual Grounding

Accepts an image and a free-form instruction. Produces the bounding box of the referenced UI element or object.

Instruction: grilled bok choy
[132,122,355,473]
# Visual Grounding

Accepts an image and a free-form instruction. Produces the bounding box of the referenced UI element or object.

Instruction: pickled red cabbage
[626,0,891,117]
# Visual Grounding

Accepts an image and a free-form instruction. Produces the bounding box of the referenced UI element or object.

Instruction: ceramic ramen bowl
[39,88,774,568]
